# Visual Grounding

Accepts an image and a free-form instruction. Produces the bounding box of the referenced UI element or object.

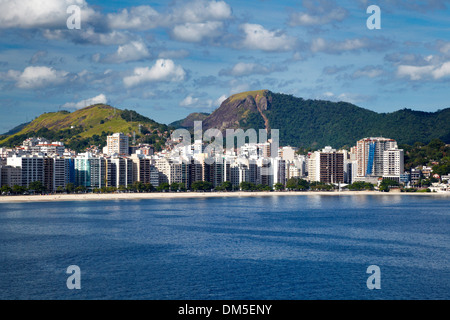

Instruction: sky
[0,0,450,133]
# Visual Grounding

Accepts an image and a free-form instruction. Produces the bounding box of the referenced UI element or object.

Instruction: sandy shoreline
[0,190,449,203]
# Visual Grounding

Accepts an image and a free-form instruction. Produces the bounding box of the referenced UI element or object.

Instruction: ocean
[0,194,449,300]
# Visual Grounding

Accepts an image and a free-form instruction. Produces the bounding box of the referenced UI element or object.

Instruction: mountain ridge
[0,104,170,152]
[171,90,450,148]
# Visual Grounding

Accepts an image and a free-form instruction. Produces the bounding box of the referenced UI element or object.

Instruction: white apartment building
[107,133,129,156]
[7,154,44,187]
[383,148,404,177]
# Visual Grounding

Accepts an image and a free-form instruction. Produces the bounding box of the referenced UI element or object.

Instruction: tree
[144,183,154,192]
[29,181,46,194]
[217,181,232,191]
[1,185,12,195]
[379,179,400,192]
[348,181,375,191]
[191,181,213,191]
[133,181,146,193]
[239,181,256,191]
[170,182,179,192]
[56,186,64,193]
[66,183,75,194]
[75,185,86,193]
[157,182,170,192]
[12,185,27,195]
[274,182,285,191]
[286,178,298,190]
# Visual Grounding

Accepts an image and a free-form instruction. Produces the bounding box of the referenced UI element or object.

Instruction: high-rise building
[383,148,404,177]
[273,157,286,185]
[0,165,22,187]
[106,158,132,188]
[107,133,129,156]
[90,158,107,189]
[74,153,106,189]
[7,155,44,187]
[356,137,398,177]
[43,157,54,192]
[307,152,320,182]
[319,147,344,184]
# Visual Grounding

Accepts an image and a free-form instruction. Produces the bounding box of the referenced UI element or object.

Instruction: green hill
[0,104,170,152]
[171,90,450,149]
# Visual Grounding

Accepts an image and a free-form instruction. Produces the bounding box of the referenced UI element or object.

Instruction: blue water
[0,195,449,300]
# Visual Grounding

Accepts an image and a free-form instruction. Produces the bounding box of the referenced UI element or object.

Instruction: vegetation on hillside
[400,138,450,175]
[0,104,170,152]
[262,92,450,148]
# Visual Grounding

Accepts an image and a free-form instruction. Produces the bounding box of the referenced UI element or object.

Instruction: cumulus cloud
[172,21,224,42]
[321,91,373,104]
[107,6,160,30]
[311,37,390,54]
[214,94,227,107]
[179,93,227,109]
[219,62,285,77]
[102,41,151,63]
[240,23,295,52]
[356,0,448,12]
[179,95,200,107]
[289,0,348,27]
[0,0,96,29]
[158,49,190,59]
[397,61,450,80]
[106,0,232,35]
[123,59,186,87]
[62,94,108,109]
[166,0,232,25]
[6,66,69,89]
[351,66,385,79]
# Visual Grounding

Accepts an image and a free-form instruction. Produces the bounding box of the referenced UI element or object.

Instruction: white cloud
[0,0,96,29]
[167,0,232,25]
[219,62,285,77]
[179,95,200,107]
[72,28,134,45]
[123,59,186,87]
[322,91,372,104]
[289,4,347,27]
[179,93,227,109]
[172,21,224,42]
[107,6,160,30]
[240,24,295,52]
[103,41,151,63]
[397,61,450,81]
[8,66,69,89]
[229,63,268,76]
[214,94,227,107]
[62,94,108,109]
[106,0,232,32]
[311,37,369,53]
[352,66,384,79]
[158,49,190,59]
[432,61,450,79]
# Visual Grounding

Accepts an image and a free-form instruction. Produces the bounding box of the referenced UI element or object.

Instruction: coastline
[0,190,449,203]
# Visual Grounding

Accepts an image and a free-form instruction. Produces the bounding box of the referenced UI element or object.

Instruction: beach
[1,190,449,202]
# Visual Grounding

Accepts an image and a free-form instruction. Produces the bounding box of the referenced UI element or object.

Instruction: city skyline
[1,0,450,133]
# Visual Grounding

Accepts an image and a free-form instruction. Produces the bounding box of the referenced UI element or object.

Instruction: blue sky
[1,0,450,133]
